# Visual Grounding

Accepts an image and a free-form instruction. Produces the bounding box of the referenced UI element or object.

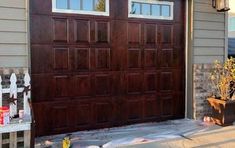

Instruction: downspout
[225,11,228,59]
[186,0,194,119]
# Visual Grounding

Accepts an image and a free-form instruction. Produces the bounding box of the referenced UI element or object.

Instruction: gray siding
[193,0,226,63]
[0,0,28,68]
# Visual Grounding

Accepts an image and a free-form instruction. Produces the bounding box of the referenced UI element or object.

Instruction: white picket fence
[0,72,31,148]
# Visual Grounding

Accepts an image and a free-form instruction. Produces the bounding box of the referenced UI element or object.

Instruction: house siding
[190,0,227,120]
[193,0,226,64]
[0,0,29,68]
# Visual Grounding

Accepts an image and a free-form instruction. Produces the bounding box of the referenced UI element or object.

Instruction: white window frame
[128,0,174,20]
[52,0,110,16]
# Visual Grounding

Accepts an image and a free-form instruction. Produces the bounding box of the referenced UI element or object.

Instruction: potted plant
[207,58,235,126]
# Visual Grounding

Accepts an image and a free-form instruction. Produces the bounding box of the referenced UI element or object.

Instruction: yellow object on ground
[63,137,71,148]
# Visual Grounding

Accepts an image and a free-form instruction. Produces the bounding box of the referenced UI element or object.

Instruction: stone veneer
[193,64,214,120]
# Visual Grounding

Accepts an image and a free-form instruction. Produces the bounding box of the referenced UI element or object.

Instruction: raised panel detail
[159,72,173,92]
[127,99,142,121]
[144,73,156,93]
[145,98,160,119]
[159,48,173,67]
[161,96,173,117]
[95,102,112,124]
[54,76,70,97]
[54,48,69,70]
[128,22,141,44]
[75,20,90,43]
[96,48,110,69]
[128,49,141,68]
[160,25,173,48]
[73,75,91,97]
[144,49,156,68]
[127,73,142,94]
[95,74,110,96]
[95,21,110,43]
[145,24,157,44]
[51,105,68,131]
[53,18,68,42]
[75,103,91,126]
[75,48,90,71]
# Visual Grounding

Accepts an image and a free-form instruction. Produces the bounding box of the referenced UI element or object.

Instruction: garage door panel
[160,95,174,118]
[160,25,173,47]
[73,75,91,97]
[94,101,113,125]
[158,48,174,68]
[54,75,71,98]
[144,72,157,93]
[53,48,70,71]
[127,73,143,94]
[128,48,141,69]
[74,19,90,43]
[95,74,111,96]
[144,23,157,45]
[126,97,143,122]
[144,49,157,68]
[95,21,110,43]
[95,48,111,70]
[50,103,70,134]
[128,22,141,45]
[74,48,90,71]
[71,102,92,128]
[144,95,160,119]
[53,18,69,43]
[158,71,173,92]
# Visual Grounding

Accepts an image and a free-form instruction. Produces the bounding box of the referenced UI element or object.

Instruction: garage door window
[129,0,174,20]
[52,0,109,16]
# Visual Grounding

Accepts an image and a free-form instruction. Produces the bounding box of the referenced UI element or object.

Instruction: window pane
[95,0,106,12]
[142,3,150,15]
[70,0,80,10]
[162,5,170,17]
[131,2,141,14]
[83,0,93,11]
[152,4,160,16]
[56,0,68,9]
[229,18,235,31]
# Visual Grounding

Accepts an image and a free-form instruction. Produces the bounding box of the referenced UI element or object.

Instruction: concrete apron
[35,119,222,148]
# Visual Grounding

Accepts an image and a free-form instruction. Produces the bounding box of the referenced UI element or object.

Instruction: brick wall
[193,64,214,119]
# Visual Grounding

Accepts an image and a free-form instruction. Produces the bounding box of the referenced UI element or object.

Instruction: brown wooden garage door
[31,0,185,136]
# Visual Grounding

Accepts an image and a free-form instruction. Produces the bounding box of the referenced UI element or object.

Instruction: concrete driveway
[122,125,235,148]
[35,119,235,148]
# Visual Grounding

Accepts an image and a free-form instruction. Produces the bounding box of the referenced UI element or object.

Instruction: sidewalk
[36,119,224,148]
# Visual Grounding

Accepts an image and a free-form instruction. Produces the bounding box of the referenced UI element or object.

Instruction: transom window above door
[128,0,174,20]
[52,0,109,16]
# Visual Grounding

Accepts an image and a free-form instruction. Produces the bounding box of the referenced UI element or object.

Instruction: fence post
[23,72,31,116]
[9,73,17,117]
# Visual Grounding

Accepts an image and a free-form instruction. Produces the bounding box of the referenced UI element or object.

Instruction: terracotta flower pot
[207,97,235,126]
